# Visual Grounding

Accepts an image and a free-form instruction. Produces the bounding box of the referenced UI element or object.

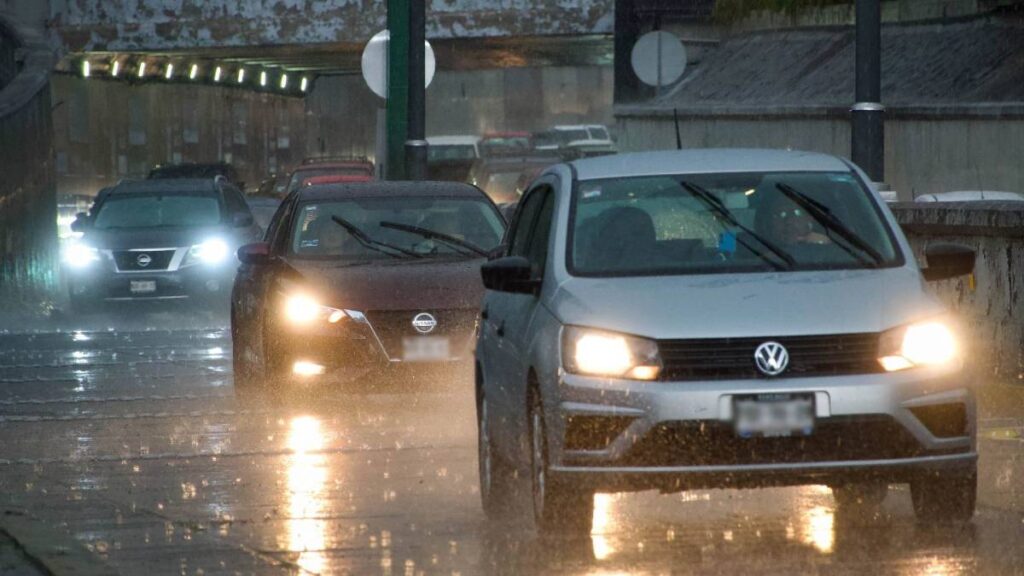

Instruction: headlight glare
[64,243,100,268]
[878,319,959,372]
[563,326,662,380]
[189,238,230,265]
[283,294,346,325]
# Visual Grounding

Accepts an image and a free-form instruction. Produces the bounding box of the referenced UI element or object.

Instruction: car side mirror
[237,242,272,265]
[922,243,975,282]
[232,212,255,228]
[70,212,89,232]
[481,256,539,294]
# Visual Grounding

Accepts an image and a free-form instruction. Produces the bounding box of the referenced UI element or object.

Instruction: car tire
[477,370,517,520]
[528,386,593,534]
[231,309,264,389]
[832,482,887,515]
[911,470,976,523]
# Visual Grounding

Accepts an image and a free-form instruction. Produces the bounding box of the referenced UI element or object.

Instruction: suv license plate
[129,280,157,294]
[402,337,450,362]
[734,393,815,438]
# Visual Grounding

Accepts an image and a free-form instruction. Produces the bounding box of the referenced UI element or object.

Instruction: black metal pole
[614,0,647,104]
[851,0,884,182]
[405,0,428,180]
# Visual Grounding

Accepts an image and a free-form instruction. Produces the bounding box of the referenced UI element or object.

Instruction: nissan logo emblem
[412,312,438,334]
[136,253,152,268]
[754,341,789,377]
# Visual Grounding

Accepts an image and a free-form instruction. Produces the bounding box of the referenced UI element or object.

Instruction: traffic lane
[0,327,1022,574]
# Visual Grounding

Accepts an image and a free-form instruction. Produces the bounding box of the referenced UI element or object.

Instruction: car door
[483,180,557,447]
[235,193,296,328]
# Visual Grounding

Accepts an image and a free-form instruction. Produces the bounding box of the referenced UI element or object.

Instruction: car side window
[525,189,555,276]
[508,187,547,258]
[269,196,298,253]
[222,186,250,217]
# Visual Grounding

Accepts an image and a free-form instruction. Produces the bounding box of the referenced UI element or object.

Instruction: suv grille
[113,250,175,272]
[658,333,882,381]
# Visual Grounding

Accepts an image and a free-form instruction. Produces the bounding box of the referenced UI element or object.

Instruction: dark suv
[65,178,262,312]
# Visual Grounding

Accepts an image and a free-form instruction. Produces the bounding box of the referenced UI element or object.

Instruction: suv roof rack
[301,155,373,166]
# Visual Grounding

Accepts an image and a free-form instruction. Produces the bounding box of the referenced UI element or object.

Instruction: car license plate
[402,337,450,362]
[129,280,157,294]
[734,393,815,438]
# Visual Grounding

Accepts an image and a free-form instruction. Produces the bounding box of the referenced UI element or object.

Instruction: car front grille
[657,333,883,381]
[363,308,479,359]
[113,249,176,272]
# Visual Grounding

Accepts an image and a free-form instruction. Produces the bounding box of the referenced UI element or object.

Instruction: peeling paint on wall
[51,0,612,52]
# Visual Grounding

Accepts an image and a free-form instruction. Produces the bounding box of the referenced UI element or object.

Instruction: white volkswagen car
[475,149,977,532]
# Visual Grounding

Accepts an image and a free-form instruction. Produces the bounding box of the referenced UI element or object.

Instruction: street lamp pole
[852,0,884,183]
[386,0,410,180]
[405,0,427,180]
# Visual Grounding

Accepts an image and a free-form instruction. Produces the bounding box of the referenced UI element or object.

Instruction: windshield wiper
[774,183,885,267]
[679,181,795,271]
[330,215,421,259]
[378,221,489,257]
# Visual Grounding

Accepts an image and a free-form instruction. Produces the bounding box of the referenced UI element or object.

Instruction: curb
[0,503,117,576]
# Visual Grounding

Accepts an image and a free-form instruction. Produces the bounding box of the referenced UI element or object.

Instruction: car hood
[82,226,232,251]
[288,257,486,312]
[549,267,943,339]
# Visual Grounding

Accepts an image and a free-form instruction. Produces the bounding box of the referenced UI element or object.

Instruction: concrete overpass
[52,0,615,83]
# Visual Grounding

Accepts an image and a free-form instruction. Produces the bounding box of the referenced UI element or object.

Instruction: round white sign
[630,30,687,87]
[361,30,437,99]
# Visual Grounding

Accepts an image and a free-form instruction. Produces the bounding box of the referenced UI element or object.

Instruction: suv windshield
[93,193,223,229]
[291,196,504,260]
[570,171,901,277]
[428,145,478,162]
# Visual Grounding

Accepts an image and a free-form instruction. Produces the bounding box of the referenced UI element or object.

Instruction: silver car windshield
[569,171,902,277]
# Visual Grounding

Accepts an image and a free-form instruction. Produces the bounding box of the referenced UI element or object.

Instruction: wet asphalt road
[0,312,1022,575]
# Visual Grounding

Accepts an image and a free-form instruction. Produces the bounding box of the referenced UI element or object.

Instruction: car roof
[108,179,221,196]
[297,181,490,202]
[293,162,374,172]
[570,148,852,181]
[476,156,560,169]
[427,136,481,145]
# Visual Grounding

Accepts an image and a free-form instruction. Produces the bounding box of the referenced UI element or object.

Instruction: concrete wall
[51,76,310,195]
[892,203,1024,385]
[0,14,58,307]
[306,65,614,161]
[616,112,1024,199]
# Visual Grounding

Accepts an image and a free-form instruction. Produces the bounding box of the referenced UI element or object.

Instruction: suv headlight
[562,326,662,381]
[186,238,230,266]
[63,242,100,268]
[283,294,347,325]
[878,318,960,372]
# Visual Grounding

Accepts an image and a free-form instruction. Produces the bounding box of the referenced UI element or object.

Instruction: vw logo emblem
[136,253,152,268]
[754,341,789,377]
[412,312,438,334]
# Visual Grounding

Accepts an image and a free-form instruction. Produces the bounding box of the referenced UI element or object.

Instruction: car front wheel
[911,470,976,523]
[478,379,517,520]
[528,387,593,534]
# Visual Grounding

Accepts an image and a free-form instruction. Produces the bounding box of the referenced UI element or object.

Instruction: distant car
[535,124,617,158]
[467,155,559,205]
[149,162,245,191]
[427,136,481,182]
[64,178,262,312]
[915,191,1024,203]
[480,132,533,157]
[231,181,507,388]
[285,157,375,194]
[476,149,978,532]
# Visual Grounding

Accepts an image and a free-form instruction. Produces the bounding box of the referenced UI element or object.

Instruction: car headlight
[63,242,100,268]
[283,294,347,325]
[878,318,960,372]
[187,238,230,265]
[562,326,662,381]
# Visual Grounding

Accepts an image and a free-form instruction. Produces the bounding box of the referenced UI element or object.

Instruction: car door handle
[495,320,505,338]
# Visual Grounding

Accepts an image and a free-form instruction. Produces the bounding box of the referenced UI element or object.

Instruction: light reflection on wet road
[0,315,1022,575]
